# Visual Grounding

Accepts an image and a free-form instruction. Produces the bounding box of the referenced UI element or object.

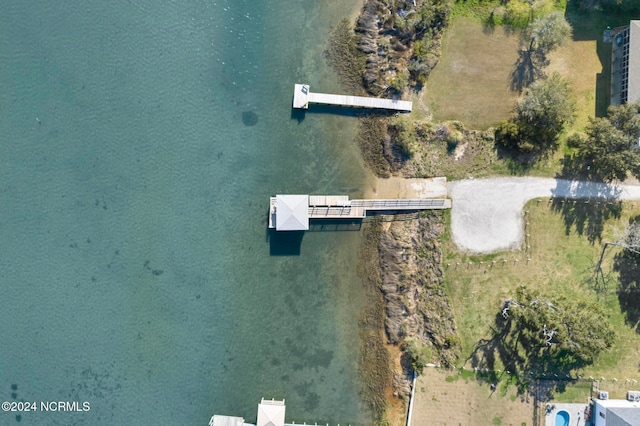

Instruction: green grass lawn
[425,0,639,178]
[425,17,520,130]
[442,199,640,400]
[418,0,640,407]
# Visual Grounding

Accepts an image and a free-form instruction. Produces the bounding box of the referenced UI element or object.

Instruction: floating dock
[268,194,451,231]
[293,84,412,112]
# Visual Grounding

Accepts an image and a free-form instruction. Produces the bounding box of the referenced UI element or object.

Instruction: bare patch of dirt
[412,368,535,426]
[453,141,468,160]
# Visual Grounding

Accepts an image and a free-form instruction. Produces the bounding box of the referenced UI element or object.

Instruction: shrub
[504,0,531,27]
[389,69,410,93]
[390,115,417,155]
[403,338,432,373]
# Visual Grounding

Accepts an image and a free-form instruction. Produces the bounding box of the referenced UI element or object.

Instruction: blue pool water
[555,410,570,426]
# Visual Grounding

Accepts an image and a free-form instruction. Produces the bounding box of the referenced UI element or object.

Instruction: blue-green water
[0,0,372,424]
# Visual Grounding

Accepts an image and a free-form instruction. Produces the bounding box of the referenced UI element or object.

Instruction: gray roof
[275,195,309,231]
[629,21,640,104]
[608,406,640,426]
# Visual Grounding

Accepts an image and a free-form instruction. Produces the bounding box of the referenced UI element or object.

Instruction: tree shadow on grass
[551,157,624,244]
[510,49,547,93]
[468,306,590,393]
[613,215,640,332]
[468,312,521,379]
[558,153,592,181]
[504,156,536,176]
[494,143,539,175]
[482,9,498,35]
[550,197,622,244]
[564,0,640,117]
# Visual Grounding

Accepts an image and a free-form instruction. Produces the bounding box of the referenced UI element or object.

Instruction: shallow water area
[0,0,371,424]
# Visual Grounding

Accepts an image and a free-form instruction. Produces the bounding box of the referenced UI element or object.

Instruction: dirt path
[448,177,640,253]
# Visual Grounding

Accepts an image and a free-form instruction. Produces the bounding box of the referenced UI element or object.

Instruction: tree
[403,0,453,85]
[623,221,640,254]
[389,68,410,93]
[601,220,640,271]
[611,217,640,329]
[497,73,575,156]
[497,286,615,375]
[403,337,432,373]
[608,102,640,137]
[408,0,452,35]
[525,12,572,58]
[566,103,640,182]
[495,120,523,150]
[596,0,640,12]
[511,12,572,90]
[388,114,417,156]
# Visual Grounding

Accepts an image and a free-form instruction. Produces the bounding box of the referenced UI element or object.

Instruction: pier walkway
[293,84,412,112]
[268,194,451,231]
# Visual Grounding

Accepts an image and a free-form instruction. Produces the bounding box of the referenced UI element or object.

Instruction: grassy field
[424,0,638,177]
[426,6,605,132]
[547,39,602,133]
[562,1,640,118]
[404,3,640,424]
[425,18,520,130]
[441,199,640,392]
[412,367,534,425]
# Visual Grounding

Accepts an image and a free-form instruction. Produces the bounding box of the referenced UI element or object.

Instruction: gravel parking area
[448,177,640,252]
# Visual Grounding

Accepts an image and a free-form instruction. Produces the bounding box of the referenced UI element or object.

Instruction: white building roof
[595,399,640,409]
[629,21,640,104]
[256,399,285,426]
[275,195,309,231]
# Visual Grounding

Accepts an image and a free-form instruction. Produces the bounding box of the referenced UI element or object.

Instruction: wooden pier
[293,84,412,112]
[269,194,451,231]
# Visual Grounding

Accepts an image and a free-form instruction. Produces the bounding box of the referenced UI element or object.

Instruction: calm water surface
[0,0,372,424]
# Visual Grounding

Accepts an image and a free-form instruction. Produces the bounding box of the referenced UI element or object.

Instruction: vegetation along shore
[328,0,640,424]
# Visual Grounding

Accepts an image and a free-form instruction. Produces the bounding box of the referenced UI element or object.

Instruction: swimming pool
[555,410,570,426]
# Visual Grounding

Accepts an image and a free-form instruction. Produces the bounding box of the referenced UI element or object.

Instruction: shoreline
[364,176,449,200]
[329,2,640,425]
[323,1,456,423]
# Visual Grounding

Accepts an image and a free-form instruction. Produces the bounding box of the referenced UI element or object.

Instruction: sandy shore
[364,176,449,199]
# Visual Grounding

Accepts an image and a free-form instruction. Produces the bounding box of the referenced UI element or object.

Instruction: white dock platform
[211,398,340,426]
[268,194,451,231]
[293,84,412,112]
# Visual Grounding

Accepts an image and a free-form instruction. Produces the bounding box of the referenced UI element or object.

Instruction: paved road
[448,177,640,253]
